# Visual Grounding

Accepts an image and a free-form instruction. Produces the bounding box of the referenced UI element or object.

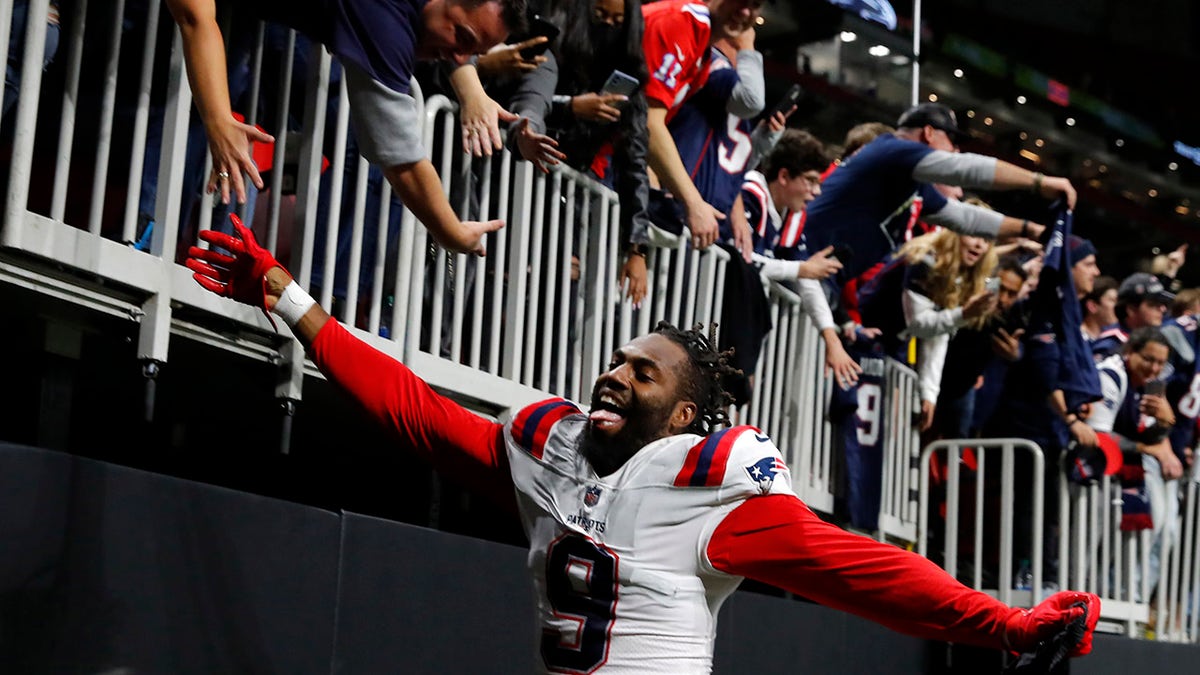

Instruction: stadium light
[840,31,858,42]
[868,45,890,57]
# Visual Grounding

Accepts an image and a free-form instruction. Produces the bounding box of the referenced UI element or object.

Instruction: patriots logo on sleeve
[745,457,789,494]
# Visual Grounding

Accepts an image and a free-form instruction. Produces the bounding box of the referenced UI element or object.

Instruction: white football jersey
[504,399,797,674]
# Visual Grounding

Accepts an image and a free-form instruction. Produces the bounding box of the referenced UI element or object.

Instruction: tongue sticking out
[589,409,624,425]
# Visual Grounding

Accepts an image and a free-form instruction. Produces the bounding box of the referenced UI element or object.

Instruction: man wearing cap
[803,102,1077,286]
[1089,272,1174,362]
[1117,272,1175,333]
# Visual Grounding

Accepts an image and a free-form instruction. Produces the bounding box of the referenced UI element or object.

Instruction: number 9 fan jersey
[504,399,796,674]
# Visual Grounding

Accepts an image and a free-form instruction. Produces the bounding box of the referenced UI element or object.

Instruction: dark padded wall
[3,443,1198,674]
[332,515,535,674]
[0,444,341,674]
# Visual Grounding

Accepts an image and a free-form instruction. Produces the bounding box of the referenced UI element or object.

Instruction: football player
[187,217,1101,673]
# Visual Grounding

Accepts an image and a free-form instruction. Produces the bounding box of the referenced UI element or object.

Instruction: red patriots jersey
[642,0,714,121]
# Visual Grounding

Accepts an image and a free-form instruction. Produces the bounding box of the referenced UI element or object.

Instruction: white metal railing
[742,281,837,512]
[921,437,1200,643]
[879,358,922,543]
[919,438,1046,608]
[0,1,830,498]
[0,5,736,418]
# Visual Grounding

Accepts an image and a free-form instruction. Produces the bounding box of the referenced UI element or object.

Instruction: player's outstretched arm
[186,218,514,505]
[707,494,1099,656]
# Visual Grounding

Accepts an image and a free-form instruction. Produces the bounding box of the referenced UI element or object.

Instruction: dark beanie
[1067,234,1096,267]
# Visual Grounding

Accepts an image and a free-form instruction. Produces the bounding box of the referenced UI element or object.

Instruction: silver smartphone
[601,70,640,99]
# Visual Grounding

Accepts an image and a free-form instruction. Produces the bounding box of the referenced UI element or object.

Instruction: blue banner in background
[826,0,898,30]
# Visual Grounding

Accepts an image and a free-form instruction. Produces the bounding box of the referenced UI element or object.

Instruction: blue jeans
[4,1,62,117]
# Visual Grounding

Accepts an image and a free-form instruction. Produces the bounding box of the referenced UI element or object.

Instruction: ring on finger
[217,170,230,180]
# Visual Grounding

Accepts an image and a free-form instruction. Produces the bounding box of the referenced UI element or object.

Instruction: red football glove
[1005,590,1101,657]
[185,214,290,330]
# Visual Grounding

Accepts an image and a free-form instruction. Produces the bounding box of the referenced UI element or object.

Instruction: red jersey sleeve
[706,494,1021,650]
[309,319,514,511]
[642,0,712,111]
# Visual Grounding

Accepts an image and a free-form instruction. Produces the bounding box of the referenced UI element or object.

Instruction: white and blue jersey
[1162,315,1200,459]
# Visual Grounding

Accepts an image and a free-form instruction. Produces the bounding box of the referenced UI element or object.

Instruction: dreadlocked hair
[652,321,740,435]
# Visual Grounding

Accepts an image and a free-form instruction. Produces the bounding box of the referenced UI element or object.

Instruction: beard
[579,401,675,477]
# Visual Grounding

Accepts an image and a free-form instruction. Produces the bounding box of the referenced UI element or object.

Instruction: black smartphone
[1145,380,1166,397]
[519,16,560,59]
[767,84,802,119]
[830,244,854,262]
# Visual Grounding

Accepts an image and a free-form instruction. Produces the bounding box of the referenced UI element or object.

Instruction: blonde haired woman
[859,227,1000,430]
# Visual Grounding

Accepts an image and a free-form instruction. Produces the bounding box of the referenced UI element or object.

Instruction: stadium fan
[1116,272,1174,333]
[642,0,764,251]
[649,28,782,262]
[803,102,1077,286]
[186,217,1101,674]
[937,255,1031,439]
[1087,327,1181,597]
[504,0,654,304]
[729,129,858,393]
[984,227,1103,586]
[164,0,535,255]
[1082,276,1123,362]
[5,1,62,118]
[857,228,999,432]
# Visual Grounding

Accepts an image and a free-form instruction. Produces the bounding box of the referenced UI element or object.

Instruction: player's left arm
[706,494,1099,654]
[187,223,515,509]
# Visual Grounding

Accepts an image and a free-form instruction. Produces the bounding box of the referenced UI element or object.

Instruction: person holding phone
[858,228,1000,432]
[1087,327,1182,596]
[504,0,655,304]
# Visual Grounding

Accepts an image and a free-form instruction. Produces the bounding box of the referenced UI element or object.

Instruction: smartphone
[1145,380,1166,397]
[601,70,640,98]
[985,276,1000,293]
[519,16,560,59]
[767,84,803,119]
[830,244,854,262]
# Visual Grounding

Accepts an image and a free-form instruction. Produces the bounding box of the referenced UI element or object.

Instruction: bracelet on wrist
[1020,219,1030,238]
[1030,172,1044,193]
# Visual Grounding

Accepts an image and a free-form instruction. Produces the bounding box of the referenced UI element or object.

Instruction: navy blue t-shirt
[252,0,420,94]
[803,134,947,282]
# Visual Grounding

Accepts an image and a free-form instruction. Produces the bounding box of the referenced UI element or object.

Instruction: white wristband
[273,280,317,327]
